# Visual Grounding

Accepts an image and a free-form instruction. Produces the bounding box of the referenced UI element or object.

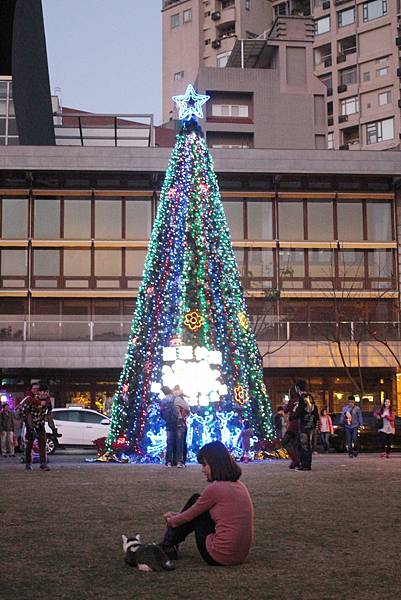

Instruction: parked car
[45,407,110,452]
[330,411,401,453]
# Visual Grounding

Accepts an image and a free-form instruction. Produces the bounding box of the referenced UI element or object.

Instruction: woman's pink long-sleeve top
[169,480,254,566]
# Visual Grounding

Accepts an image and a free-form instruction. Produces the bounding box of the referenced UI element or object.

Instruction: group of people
[277,381,396,469]
[0,382,59,470]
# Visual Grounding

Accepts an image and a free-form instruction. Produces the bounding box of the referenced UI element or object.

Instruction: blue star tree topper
[172,84,210,121]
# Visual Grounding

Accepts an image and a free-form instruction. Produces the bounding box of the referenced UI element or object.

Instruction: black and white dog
[122,534,175,572]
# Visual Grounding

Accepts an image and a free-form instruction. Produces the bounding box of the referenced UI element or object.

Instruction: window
[315,16,330,35]
[34,198,60,238]
[247,201,273,240]
[222,0,235,7]
[245,0,251,9]
[173,71,184,81]
[94,250,122,276]
[1,249,27,276]
[274,2,288,16]
[363,72,370,82]
[376,57,387,65]
[170,13,179,28]
[64,250,91,277]
[366,118,394,145]
[80,411,106,424]
[327,132,334,149]
[368,249,393,279]
[340,66,357,86]
[212,104,249,117]
[378,90,391,106]
[33,250,60,276]
[279,250,305,285]
[308,250,334,278]
[307,201,334,239]
[278,201,304,240]
[126,250,147,278]
[183,9,192,22]
[376,67,389,77]
[338,250,365,280]
[54,410,82,422]
[337,202,363,240]
[363,0,387,21]
[366,201,392,240]
[248,249,274,281]
[319,74,332,89]
[126,199,152,239]
[341,96,359,116]
[216,52,231,68]
[1,198,28,238]
[223,201,244,239]
[95,199,122,239]
[337,7,355,26]
[64,198,91,239]
[0,78,19,146]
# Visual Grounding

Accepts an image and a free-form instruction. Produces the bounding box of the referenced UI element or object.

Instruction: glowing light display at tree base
[104,87,274,462]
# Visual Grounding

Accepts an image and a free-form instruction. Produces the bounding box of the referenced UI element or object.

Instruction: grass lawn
[1,454,401,600]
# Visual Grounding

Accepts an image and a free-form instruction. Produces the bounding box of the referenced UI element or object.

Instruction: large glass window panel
[64,250,91,276]
[278,201,304,240]
[2,198,28,238]
[233,249,245,277]
[338,250,365,279]
[337,202,363,240]
[1,249,27,276]
[247,201,273,239]
[64,198,91,239]
[34,198,60,238]
[307,201,334,240]
[308,249,335,277]
[94,250,122,276]
[125,250,147,277]
[368,249,393,278]
[95,199,122,239]
[223,201,244,239]
[126,200,152,239]
[366,201,392,240]
[33,250,60,276]
[279,249,305,277]
[248,249,274,279]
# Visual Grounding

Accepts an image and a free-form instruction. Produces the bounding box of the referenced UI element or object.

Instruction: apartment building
[195,16,327,149]
[162,0,273,121]
[271,0,401,150]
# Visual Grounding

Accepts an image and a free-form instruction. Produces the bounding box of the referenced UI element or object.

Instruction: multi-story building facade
[162,0,273,121]
[271,0,401,150]
[0,145,401,415]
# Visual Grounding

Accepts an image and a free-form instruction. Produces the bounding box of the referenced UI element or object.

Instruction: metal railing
[53,112,155,147]
[0,317,400,343]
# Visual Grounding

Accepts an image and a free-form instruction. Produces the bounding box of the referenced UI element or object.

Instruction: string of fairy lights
[106,86,273,459]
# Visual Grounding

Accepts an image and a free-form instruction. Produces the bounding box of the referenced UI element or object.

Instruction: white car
[46,407,111,450]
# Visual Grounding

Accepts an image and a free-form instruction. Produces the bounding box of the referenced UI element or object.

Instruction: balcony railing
[1,317,400,343]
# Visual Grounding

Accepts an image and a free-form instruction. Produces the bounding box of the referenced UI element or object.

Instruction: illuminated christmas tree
[107,85,273,460]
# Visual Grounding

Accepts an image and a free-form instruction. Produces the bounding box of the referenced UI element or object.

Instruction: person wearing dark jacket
[291,380,314,471]
[282,383,302,469]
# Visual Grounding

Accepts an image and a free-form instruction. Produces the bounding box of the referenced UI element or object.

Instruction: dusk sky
[42,1,163,124]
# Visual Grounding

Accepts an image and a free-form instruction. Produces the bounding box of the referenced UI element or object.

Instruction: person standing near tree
[283,381,303,469]
[294,388,315,471]
[374,398,395,459]
[172,385,190,468]
[340,395,363,458]
[0,403,16,457]
[318,407,333,453]
[22,384,58,471]
[274,406,286,442]
[160,386,180,468]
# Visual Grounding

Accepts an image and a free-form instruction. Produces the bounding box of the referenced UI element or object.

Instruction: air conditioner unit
[211,39,221,49]
[337,83,347,93]
[339,114,348,123]
[337,53,346,63]
[339,143,349,150]
[323,57,332,67]
[211,11,221,20]
[322,1,330,8]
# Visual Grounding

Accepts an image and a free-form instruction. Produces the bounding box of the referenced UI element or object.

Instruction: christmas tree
[106,85,273,460]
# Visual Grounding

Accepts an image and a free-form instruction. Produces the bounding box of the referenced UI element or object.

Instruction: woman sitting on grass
[161,440,254,566]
